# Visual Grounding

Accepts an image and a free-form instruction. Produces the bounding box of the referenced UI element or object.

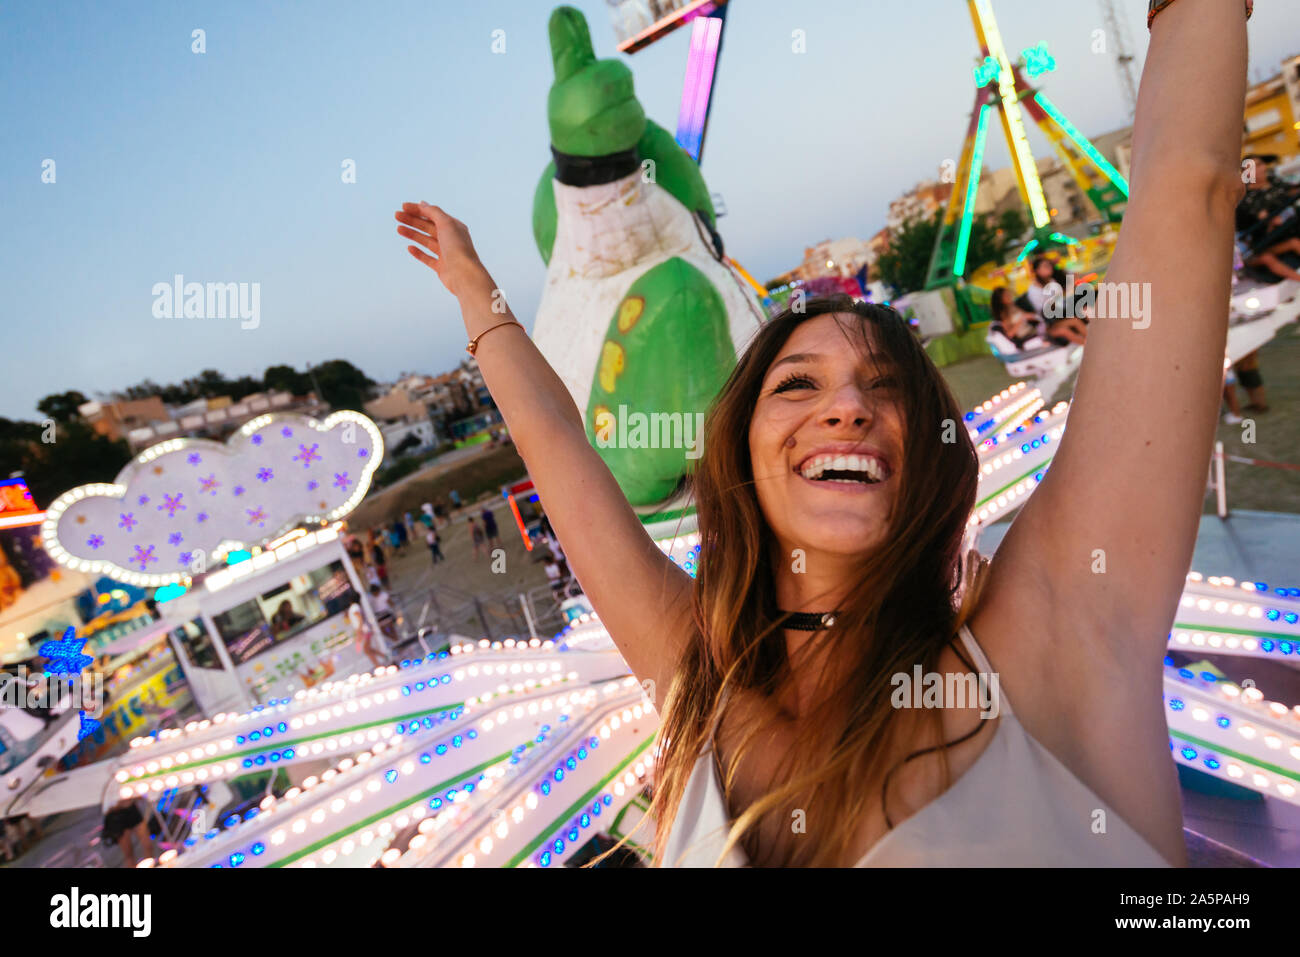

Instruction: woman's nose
[820,385,873,429]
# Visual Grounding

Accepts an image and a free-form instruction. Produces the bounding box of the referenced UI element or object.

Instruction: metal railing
[385,573,580,652]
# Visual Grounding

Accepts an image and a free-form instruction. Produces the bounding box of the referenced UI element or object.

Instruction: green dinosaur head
[546,6,646,156]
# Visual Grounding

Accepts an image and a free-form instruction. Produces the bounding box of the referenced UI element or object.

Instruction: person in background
[102,796,156,868]
[348,602,385,669]
[370,539,389,587]
[271,599,304,636]
[544,554,567,600]
[467,515,486,559]
[369,584,397,641]
[420,503,435,528]
[480,507,501,549]
[1223,349,1268,424]
[426,525,444,565]
[404,510,417,540]
[449,489,462,510]
[1019,256,1069,316]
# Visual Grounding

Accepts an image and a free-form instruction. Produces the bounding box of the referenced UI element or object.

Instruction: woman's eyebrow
[767,352,821,372]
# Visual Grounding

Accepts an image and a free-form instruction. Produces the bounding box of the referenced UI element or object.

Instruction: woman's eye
[772,373,815,394]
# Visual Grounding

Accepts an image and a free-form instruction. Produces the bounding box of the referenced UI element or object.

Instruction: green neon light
[953,104,992,277]
[1034,93,1130,197]
[1016,239,1040,263]
[973,56,999,87]
[1021,42,1056,79]
[1049,231,1081,245]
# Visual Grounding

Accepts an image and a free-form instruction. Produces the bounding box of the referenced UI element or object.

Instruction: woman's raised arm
[395,202,693,701]
[973,0,1250,668]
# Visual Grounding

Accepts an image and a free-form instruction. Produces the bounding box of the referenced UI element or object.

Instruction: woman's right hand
[395,202,494,303]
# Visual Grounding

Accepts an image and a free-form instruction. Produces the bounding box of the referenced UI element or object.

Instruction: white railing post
[520,594,538,640]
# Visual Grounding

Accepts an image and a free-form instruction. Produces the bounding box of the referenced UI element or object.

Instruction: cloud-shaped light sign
[40,411,384,587]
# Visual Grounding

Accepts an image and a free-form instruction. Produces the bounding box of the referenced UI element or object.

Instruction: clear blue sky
[3,0,1298,421]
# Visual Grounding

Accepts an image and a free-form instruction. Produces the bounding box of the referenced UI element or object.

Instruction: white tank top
[660,624,1172,867]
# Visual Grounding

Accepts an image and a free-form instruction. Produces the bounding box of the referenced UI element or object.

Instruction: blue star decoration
[38,627,100,739]
[38,627,94,674]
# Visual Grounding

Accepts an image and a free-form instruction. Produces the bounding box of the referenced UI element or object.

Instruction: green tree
[0,420,131,507]
[263,364,310,395]
[36,391,88,423]
[874,212,940,295]
[311,360,376,413]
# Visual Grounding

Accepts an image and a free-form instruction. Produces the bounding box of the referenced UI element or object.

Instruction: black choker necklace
[779,610,840,631]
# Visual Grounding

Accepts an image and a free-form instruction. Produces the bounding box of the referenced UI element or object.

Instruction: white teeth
[798,453,886,483]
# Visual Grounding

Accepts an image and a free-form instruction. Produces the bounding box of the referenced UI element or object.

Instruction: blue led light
[1169,698,1185,711]
[252,842,265,856]
[1180,747,1197,760]
[229,852,245,867]
[254,755,266,766]
[1217,716,1230,728]
[1261,640,1275,653]
[243,758,253,769]
[578,748,587,760]
[420,753,432,764]
[1266,609,1280,621]
[589,737,599,749]
[1282,642,1294,655]
[1255,582,1268,591]
[540,781,551,796]
[1163,655,1174,667]
[1199,672,1217,682]
[565,757,577,771]
[440,674,451,684]
[554,768,564,782]
[591,801,602,816]
[580,813,590,828]
[236,735,245,745]
[467,730,477,739]
[430,797,443,809]
[568,827,579,842]
[452,735,463,748]
[269,752,280,763]
[385,769,398,783]
[1178,668,1193,679]
[1206,758,1220,770]
[539,851,552,866]
[415,682,425,691]
[249,731,261,741]
[402,686,411,696]
[1287,613,1298,625]
[602,794,613,806]
[553,838,565,854]
[244,808,259,821]
[224,816,239,828]
[436,744,447,755]
[284,748,295,759]
[277,722,286,732]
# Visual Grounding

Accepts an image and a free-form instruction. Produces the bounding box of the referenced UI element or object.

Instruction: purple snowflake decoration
[187,452,202,466]
[196,511,209,524]
[294,443,321,468]
[137,494,150,506]
[158,492,185,517]
[118,513,138,532]
[307,480,319,491]
[333,472,351,491]
[233,485,246,497]
[87,534,104,550]
[251,434,264,446]
[357,448,369,459]
[178,551,194,566]
[168,532,184,546]
[245,507,267,528]
[257,467,274,483]
[130,544,158,570]
[281,426,294,437]
[199,474,221,496]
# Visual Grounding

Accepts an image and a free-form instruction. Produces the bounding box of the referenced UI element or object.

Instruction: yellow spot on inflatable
[617,296,644,333]
[593,405,614,444]
[598,341,625,393]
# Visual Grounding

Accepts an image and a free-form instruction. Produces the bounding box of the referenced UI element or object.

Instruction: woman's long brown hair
[642,295,983,867]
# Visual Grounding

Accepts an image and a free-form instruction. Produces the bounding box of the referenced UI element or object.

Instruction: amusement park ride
[924,0,1132,322]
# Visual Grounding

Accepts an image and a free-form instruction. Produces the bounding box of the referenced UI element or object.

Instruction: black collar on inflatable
[552,146,640,187]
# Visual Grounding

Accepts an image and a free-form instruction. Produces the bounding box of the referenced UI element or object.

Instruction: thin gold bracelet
[466,318,523,356]
[1149,0,1252,30]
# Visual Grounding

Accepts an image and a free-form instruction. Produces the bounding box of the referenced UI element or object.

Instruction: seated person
[1019,255,1070,317]
[997,282,1088,349]
[989,287,1051,354]
[271,600,304,636]
[1237,155,1300,281]
[102,796,155,868]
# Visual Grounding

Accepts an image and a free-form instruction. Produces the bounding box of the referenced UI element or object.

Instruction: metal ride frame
[925,0,1131,308]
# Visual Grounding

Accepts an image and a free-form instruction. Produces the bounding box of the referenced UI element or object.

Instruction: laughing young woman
[394,0,1250,866]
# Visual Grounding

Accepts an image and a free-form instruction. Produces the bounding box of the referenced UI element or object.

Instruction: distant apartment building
[886,180,954,232]
[362,356,495,458]
[1244,54,1300,161]
[82,391,326,452]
